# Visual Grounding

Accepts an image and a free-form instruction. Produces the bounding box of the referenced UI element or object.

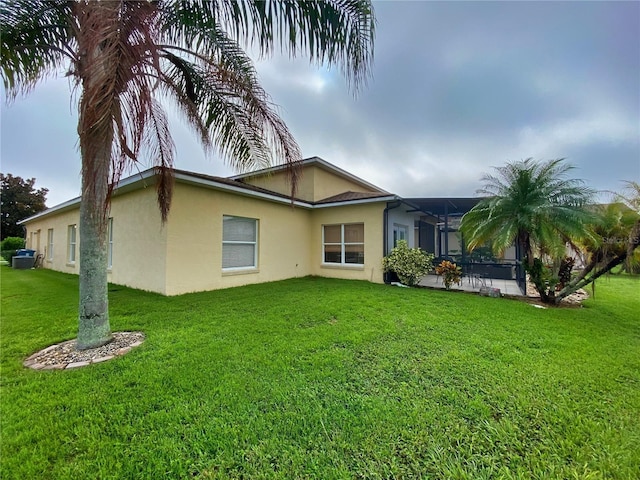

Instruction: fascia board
[313,195,398,208]
[17,196,82,224]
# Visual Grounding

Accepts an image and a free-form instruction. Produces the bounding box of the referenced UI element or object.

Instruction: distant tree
[460,158,595,304]
[0,173,48,240]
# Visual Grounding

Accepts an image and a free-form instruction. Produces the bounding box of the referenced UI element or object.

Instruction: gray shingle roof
[315,191,394,204]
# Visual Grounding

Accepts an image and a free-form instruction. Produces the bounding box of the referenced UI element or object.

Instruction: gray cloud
[2,0,638,207]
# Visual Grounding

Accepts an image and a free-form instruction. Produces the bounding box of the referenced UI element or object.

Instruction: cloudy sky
[2,0,639,207]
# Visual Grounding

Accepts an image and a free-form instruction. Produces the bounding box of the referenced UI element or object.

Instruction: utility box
[12,256,36,269]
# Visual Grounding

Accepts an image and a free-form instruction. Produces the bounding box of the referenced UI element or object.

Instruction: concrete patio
[419,274,525,297]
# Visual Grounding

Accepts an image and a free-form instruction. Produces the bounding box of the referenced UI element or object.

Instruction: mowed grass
[1,268,639,479]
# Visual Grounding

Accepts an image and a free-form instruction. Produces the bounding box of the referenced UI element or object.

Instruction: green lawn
[1,268,639,479]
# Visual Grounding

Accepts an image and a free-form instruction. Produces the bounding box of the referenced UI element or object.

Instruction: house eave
[17,196,81,225]
[17,169,158,225]
[18,169,399,225]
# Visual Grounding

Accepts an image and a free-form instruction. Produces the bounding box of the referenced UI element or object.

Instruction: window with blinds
[67,224,77,264]
[222,216,258,269]
[323,223,364,265]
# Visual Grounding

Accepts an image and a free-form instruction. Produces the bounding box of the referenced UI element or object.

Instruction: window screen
[222,216,257,269]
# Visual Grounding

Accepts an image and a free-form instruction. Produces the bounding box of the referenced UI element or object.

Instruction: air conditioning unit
[12,256,36,269]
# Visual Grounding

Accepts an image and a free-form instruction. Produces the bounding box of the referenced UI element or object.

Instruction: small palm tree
[1,0,375,348]
[616,181,640,267]
[578,201,639,272]
[460,158,595,303]
[570,182,640,283]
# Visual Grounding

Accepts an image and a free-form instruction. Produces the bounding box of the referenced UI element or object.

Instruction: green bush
[382,240,434,286]
[0,237,25,262]
[1,237,25,251]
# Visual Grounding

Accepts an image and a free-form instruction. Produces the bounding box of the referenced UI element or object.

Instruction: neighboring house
[20,157,443,295]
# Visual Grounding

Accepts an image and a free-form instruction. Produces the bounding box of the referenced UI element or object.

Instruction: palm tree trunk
[520,231,533,270]
[75,1,116,350]
[520,231,553,303]
[77,139,112,350]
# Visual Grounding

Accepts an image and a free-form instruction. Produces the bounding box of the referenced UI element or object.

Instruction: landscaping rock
[526,275,590,306]
[23,331,145,370]
[66,361,91,369]
[479,286,502,298]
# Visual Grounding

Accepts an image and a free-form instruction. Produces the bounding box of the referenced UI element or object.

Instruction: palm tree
[459,158,595,303]
[617,181,640,266]
[566,182,640,293]
[1,0,375,349]
[575,199,639,277]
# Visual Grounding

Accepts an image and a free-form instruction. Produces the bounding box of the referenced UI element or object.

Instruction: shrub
[1,237,25,251]
[0,237,25,262]
[382,240,434,286]
[435,260,462,290]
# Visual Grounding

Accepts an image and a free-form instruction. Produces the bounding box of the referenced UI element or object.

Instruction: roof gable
[230,156,388,202]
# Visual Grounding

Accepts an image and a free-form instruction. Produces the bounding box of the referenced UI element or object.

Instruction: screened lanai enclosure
[403,198,526,294]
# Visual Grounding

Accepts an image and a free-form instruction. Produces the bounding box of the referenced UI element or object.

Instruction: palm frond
[158,30,302,197]
[4,0,374,219]
[1,0,75,97]
[461,158,595,263]
[73,0,177,220]
[161,0,375,93]
[616,181,640,213]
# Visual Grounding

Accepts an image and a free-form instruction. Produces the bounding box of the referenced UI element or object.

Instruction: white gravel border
[23,331,145,370]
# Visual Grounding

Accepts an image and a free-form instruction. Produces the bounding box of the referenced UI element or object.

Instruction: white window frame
[393,223,409,247]
[47,228,54,261]
[322,223,365,265]
[222,215,258,271]
[30,231,38,251]
[107,217,113,269]
[67,224,77,264]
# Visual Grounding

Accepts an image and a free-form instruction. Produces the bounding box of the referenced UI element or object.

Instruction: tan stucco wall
[310,202,386,283]
[241,165,379,202]
[310,166,375,201]
[23,187,169,293]
[108,188,167,293]
[24,207,81,275]
[163,183,313,295]
[240,169,315,202]
[22,178,388,295]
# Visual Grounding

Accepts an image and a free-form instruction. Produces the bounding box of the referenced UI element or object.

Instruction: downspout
[383,199,402,283]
